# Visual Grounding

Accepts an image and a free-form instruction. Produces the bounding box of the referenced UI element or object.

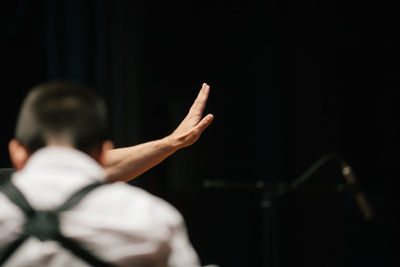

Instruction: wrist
[162,134,182,153]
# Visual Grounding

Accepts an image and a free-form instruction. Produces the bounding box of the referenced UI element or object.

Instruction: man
[0,81,213,266]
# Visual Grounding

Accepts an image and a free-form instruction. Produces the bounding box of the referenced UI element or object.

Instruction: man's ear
[98,140,114,167]
[9,139,30,170]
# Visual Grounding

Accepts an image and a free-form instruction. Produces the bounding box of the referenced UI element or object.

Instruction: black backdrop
[1,0,397,266]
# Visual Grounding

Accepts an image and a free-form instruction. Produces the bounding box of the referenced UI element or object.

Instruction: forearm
[104,136,180,182]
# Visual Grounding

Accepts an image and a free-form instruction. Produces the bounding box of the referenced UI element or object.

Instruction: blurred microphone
[340,160,374,220]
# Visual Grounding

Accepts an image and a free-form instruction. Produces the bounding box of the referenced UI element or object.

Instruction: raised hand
[168,83,214,149]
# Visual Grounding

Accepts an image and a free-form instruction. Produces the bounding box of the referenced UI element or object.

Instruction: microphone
[339,159,374,220]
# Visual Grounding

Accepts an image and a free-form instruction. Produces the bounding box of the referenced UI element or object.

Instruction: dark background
[1,0,397,266]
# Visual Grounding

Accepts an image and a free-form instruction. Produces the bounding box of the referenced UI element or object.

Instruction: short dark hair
[15,81,109,154]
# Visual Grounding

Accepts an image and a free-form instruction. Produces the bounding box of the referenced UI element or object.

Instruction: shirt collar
[20,146,107,183]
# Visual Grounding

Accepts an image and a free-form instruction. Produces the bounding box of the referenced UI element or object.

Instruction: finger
[190,84,209,113]
[194,114,214,134]
[189,84,210,117]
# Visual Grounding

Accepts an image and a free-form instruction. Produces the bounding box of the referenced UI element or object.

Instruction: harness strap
[0,235,28,265]
[0,175,112,267]
[56,181,105,212]
[56,234,112,267]
[0,168,14,180]
[0,174,35,217]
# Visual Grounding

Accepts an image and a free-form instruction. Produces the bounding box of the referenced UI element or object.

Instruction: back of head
[15,81,108,154]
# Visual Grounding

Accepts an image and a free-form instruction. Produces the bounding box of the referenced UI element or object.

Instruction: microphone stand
[201,153,373,267]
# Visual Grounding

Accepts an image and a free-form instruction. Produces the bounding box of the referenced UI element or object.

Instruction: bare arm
[104,83,214,182]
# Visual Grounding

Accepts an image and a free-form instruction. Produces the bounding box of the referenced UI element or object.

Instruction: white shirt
[0,146,200,267]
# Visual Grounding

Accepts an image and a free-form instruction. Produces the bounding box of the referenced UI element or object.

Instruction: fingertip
[199,83,206,93]
[199,83,210,95]
[206,113,214,124]
[197,114,214,130]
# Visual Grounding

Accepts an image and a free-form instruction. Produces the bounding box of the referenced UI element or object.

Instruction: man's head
[9,81,113,170]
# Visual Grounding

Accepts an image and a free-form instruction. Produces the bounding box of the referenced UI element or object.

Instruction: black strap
[0,168,14,180]
[56,235,112,267]
[57,181,105,212]
[0,176,112,267]
[0,174,35,217]
[0,235,28,265]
